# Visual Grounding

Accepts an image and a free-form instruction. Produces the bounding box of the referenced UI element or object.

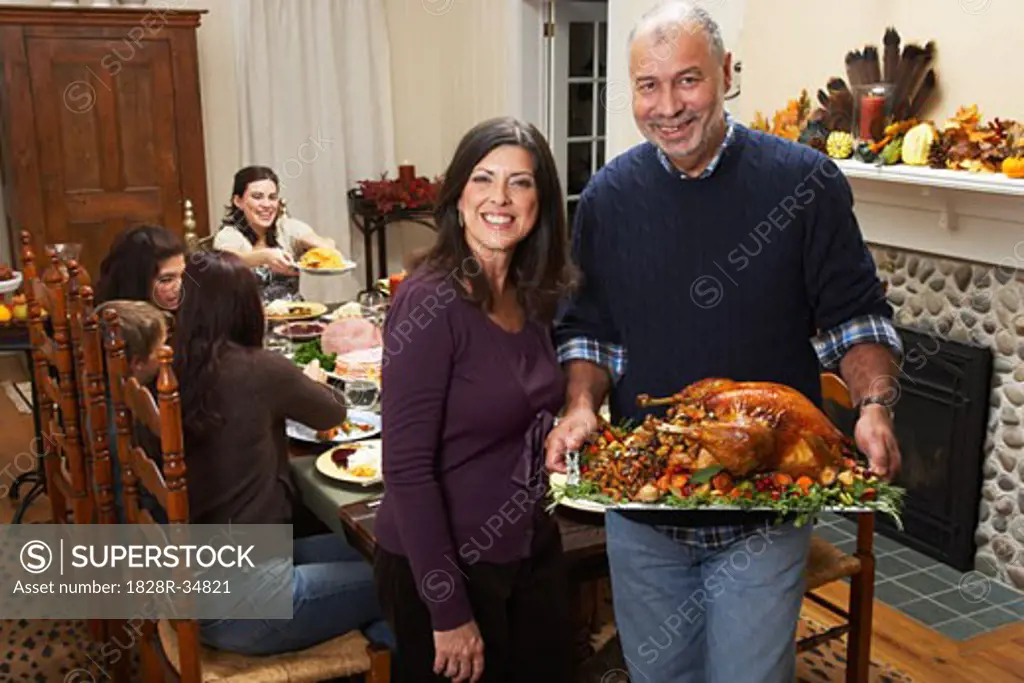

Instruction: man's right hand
[545,407,599,474]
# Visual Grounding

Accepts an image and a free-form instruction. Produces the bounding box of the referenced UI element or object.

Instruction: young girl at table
[171,249,391,655]
[92,299,171,524]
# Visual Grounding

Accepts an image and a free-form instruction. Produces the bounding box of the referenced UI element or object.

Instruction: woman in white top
[214,165,335,301]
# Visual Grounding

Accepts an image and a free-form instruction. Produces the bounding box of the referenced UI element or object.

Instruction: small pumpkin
[1002,156,1024,179]
[901,123,937,166]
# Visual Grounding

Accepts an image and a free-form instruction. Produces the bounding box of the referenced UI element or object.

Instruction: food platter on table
[265,300,328,321]
[546,378,905,529]
[273,320,326,341]
[296,247,358,276]
[286,409,381,444]
[0,268,23,295]
[315,439,383,486]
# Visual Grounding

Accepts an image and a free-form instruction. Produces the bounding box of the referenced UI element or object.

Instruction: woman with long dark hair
[372,116,578,682]
[171,250,391,656]
[213,165,337,301]
[95,224,186,311]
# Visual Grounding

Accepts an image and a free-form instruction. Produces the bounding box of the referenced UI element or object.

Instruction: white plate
[0,271,23,295]
[315,439,383,486]
[286,409,381,444]
[548,472,872,514]
[298,261,358,276]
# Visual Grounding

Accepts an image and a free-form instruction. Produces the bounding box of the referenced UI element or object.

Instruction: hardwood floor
[1,351,1021,681]
[805,580,1024,682]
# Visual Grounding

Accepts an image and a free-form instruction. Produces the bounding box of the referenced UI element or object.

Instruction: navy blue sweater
[555,123,891,424]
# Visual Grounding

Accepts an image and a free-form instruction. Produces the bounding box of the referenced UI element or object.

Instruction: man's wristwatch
[856,395,895,421]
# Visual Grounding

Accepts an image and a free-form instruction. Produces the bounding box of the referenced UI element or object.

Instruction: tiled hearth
[814,513,1024,640]
[868,244,1024,591]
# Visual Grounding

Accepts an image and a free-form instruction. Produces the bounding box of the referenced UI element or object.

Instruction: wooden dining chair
[19,234,112,670]
[798,372,876,683]
[101,312,392,682]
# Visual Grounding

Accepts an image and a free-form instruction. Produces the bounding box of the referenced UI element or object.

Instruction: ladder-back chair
[101,312,391,682]
[19,234,108,662]
[799,372,876,683]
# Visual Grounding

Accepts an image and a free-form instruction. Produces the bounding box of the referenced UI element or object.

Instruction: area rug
[0,615,914,682]
[796,616,914,682]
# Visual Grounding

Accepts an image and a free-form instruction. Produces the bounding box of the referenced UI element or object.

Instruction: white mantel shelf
[835,159,1024,197]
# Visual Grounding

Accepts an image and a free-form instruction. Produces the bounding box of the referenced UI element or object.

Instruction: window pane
[596,140,605,170]
[598,22,607,77]
[568,83,594,137]
[567,142,593,196]
[597,91,605,136]
[567,199,579,233]
[569,23,594,78]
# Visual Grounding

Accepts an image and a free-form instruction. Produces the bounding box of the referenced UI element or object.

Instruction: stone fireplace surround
[845,168,1024,591]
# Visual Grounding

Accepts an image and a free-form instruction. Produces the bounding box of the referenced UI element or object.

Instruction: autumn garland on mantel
[354,174,444,215]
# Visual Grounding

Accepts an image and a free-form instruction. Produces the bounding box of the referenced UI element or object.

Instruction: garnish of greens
[292,339,336,368]
[546,420,906,531]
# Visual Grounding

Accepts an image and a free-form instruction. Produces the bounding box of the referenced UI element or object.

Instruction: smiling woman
[213,165,338,301]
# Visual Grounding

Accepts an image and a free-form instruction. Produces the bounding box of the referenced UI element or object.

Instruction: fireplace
[878,324,994,570]
[826,323,993,571]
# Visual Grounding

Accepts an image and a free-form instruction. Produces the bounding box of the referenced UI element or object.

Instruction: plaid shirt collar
[655,111,736,180]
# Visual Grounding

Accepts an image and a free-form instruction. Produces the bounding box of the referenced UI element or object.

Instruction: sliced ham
[321,317,382,356]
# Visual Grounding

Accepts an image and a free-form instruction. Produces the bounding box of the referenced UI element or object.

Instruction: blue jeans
[605,512,812,683]
[199,533,394,656]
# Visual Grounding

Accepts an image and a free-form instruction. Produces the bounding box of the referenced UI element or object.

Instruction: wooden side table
[346,189,436,294]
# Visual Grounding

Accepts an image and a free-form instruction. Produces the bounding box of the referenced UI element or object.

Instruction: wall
[736,0,1024,128]
[381,0,540,270]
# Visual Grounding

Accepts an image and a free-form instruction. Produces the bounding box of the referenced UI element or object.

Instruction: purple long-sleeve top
[374,267,566,631]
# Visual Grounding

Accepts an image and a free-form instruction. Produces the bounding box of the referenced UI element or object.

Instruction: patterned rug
[0,616,914,682]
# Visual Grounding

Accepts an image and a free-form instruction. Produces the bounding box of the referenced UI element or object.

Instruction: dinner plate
[297,261,358,276]
[286,409,381,444]
[265,301,328,321]
[0,271,23,295]
[315,439,383,486]
[548,472,606,513]
[273,321,326,341]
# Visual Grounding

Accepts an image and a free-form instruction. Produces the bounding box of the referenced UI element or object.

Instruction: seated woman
[373,116,578,681]
[93,299,170,525]
[94,224,186,312]
[171,249,390,656]
[213,165,337,302]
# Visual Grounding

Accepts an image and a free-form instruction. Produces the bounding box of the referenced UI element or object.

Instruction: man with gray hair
[546,1,903,680]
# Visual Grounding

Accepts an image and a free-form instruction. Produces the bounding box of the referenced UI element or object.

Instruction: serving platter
[286,409,381,444]
[274,321,326,341]
[315,439,383,486]
[297,259,358,276]
[548,472,872,515]
[0,271,23,295]
[265,301,328,321]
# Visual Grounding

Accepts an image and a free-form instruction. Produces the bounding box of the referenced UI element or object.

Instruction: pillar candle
[398,162,415,184]
[859,95,886,141]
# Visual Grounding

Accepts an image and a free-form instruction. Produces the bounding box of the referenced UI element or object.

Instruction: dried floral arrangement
[353,174,444,215]
[750,27,1024,179]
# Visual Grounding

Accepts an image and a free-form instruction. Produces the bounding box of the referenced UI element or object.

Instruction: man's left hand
[854,404,901,481]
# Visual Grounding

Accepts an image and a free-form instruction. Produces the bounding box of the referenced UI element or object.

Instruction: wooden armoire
[0,5,210,279]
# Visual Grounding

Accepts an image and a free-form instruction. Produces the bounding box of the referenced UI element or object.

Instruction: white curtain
[233,0,396,302]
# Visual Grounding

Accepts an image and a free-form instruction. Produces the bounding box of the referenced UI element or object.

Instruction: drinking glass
[342,378,380,412]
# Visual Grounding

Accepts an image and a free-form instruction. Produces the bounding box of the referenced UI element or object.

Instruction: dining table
[286,436,617,670]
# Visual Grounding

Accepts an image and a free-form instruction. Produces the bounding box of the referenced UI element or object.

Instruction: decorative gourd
[881,136,904,165]
[826,131,854,159]
[1002,156,1024,179]
[901,123,937,166]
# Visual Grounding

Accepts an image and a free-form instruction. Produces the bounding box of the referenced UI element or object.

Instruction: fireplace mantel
[840,164,1024,273]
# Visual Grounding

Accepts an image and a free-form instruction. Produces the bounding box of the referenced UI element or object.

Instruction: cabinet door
[26,35,184,278]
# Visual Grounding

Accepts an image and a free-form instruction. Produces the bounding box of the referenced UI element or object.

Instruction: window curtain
[233,0,396,301]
